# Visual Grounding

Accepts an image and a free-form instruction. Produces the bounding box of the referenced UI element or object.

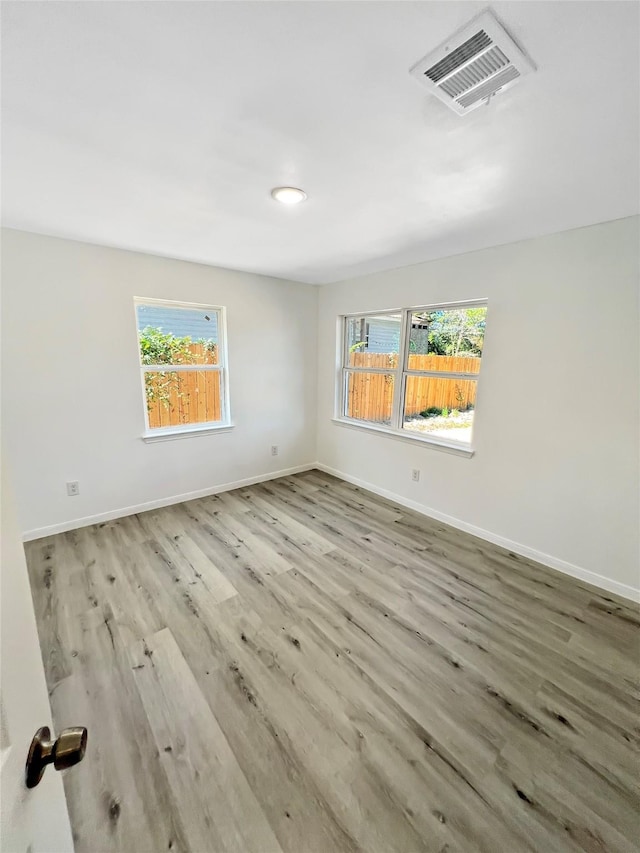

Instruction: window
[135,298,231,438]
[338,301,487,450]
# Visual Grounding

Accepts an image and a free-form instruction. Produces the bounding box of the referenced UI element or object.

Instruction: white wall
[1,229,318,536]
[317,217,640,599]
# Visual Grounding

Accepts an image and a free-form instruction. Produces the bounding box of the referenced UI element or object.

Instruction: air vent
[409,9,535,116]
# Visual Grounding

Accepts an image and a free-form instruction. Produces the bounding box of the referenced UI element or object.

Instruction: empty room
[1,1,639,851]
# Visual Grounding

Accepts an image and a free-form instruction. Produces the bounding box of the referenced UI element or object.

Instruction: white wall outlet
[66,481,80,496]
[411,469,420,482]
[271,445,279,456]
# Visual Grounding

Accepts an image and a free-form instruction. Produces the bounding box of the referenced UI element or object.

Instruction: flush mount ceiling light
[271,186,307,205]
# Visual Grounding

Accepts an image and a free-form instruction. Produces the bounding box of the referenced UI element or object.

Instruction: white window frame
[335,299,487,456]
[134,297,232,442]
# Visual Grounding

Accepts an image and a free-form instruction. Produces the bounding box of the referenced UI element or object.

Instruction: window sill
[331,418,475,457]
[142,423,234,443]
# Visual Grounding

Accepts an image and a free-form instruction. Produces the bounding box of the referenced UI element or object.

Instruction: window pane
[345,371,394,425]
[144,370,222,429]
[403,376,477,443]
[137,305,219,365]
[346,314,401,367]
[407,307,486,373]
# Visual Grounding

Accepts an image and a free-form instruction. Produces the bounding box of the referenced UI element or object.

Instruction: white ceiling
[2,1,639,285]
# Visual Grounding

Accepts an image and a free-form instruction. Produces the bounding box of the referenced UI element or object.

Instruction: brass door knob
[26,726,88,788]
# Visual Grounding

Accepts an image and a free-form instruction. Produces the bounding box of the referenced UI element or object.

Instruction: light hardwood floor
[25,470,639,853]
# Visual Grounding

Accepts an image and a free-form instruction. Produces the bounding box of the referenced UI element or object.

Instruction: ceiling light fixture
[271,186,307,205]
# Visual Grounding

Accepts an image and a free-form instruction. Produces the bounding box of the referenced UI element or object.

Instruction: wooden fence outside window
[145,343,222,428]
[346,353,479,422]
[144,348,479,429]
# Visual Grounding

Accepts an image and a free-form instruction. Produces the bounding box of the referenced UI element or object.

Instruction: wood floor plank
[181,502,294,578]
[26,535,75,688]
[118,538,231,681]
[136,508,239,604]
[202,659,363,853]
[197,601,434,853]
[128,627,284,853]
[228,602,533,852]
[51,604,188,853]
[24,469,640,853]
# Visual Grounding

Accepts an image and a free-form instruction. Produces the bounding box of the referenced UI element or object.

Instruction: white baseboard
[21,464,315,542]
[23,460,639,604]
[315,463,640,604]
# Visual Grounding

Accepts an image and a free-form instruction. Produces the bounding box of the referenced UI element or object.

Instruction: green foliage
[451,409,460,417]
[349,341,366,353]
[139,327,217,411]
[420,406,442,418]
[441,407,449,417]
[139,326,216,365]
[412,307,486,357]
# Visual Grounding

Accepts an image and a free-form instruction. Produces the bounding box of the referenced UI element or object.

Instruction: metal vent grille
[439,45,509,99]
[457,65,520,109]
[409,10,535,115]
[425,31,491,82]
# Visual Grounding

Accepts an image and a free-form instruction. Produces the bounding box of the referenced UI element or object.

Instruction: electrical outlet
[271,445,279,456]
[66,481,80,496]
[411,469,420,482]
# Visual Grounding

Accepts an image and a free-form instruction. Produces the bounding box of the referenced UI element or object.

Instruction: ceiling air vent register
[410,9,535,115]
